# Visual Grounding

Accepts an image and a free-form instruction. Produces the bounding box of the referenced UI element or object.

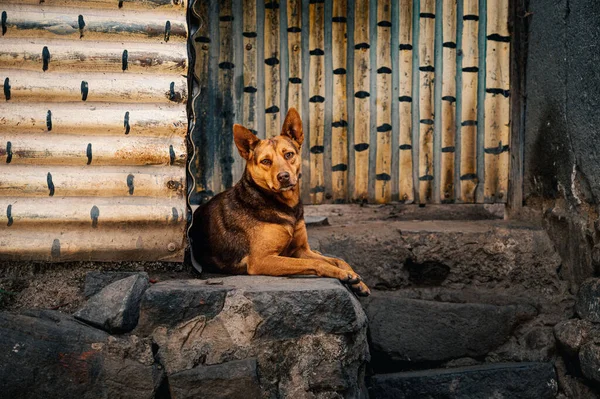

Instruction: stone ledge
[369,362,558,399]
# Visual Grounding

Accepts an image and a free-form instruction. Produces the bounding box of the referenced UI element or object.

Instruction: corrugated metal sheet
[189,0,511,205]
[0,0,188,262]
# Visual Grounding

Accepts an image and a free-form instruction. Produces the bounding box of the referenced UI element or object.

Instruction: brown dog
[189,108,370,296]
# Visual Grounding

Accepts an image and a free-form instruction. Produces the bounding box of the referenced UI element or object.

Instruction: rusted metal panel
[0,0,188,262]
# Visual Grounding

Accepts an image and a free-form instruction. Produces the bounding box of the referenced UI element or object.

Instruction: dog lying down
[189,108,370,296]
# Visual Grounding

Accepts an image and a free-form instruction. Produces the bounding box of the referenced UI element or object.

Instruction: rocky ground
[1,203,598,398]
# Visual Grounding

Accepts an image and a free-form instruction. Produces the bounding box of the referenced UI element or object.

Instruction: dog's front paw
[340,272,361,285]
[350,281,371,297]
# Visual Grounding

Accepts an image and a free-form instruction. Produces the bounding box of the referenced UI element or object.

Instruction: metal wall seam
[0,0,188,262]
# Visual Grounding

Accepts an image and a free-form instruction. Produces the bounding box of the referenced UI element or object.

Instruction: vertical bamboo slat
[331,0,348,202]
[398,0,414,202]
[243,0,258,135]
[484,0,510,202]
[309,1,325,204]
[418,0,435,203]
[375,0,392,203]
[459,0,479,202]
[287,0,302,116]
[353,0,370,201]
[218,0,234,191]
[192,0,211,198]
[264,0,280,138]
[440,0,456,201]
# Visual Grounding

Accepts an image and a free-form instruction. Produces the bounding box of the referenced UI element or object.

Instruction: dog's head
[233,108,303,194]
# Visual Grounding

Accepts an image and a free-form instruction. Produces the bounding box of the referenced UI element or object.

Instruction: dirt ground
[0,261,196,313]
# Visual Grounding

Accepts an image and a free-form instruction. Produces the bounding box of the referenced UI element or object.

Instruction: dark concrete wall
[524,0,600,287]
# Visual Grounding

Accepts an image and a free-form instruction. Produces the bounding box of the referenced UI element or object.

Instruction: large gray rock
[145,276,369,398]
[75,273,149,333]
[554,319,597,355]
[363,292,536,365]
[308,220,563,296]
[576,278,600,322]
[169,358,261,399]
[0,310,160,399]
[84,271,149,297]
[580,342,600,383]
[369,362,558,399]
[136,280,229,335]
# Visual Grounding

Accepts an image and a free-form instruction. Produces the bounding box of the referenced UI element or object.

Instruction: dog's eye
[260,159,272,166]
[284,152,294,160]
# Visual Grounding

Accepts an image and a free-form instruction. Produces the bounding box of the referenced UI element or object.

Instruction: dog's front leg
[247,255,361,284]
[287,221,371,296]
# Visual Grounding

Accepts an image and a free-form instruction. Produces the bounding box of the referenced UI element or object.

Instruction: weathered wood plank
[264,0,281,138]
[331,0,348,202]
[418,0,435,203]
[309,0,325,204]
[287,0,303,117]
[375,0,392,203]
[459,0,479,203]
[398,0,414,203]
[440,0,457,202]
[485,0,510,203]
[1,0,187,11]
[353,0,370,201]
[217,0,235,191]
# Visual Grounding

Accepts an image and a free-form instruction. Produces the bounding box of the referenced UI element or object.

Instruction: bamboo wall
[190,0,511,205]
[0,0,188,261]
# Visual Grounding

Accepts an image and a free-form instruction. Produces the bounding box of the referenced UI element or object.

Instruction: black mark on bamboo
[420,13,435,18]
[399,44,412,50]
[376,173,391,181]
[420,119,434,125]
[486,88,510,97]
[265,2,279,9]
[3,77,10,101]
[463,15,479,21]
[399,96,412,102]
[377,124,392,132]
[169,82,176,100]
[219,61,235,69]
[122,50,128,71]
[127,174,134,195]
[310,145,324,154]
[196,36,211,42]
[443,42,456,48]
[51,239,60,257]
[419,66,435,72]
[399,144,412,150]
[462,66,478,73]
[287,27,301,33]
[487,33,510,42]
[265,106,279,113]
[442,146,455,152]
[332,164,347,171]
[219,15,233,22]
[264,58,279,66]
[484,142,509,154]
[354,43,370,50]
[42,46,50,71]
[332,17,347,23]
[309,95,325,103]
[78,15,85,38]
[81,81,88,101]
[310,186,325,193]
[244,86,258,93]
[86,143,92,165]
[164,21,171,42]
[90,205,99,228]
[46,110,52,131]
[442,95,456,103]
[289,77,302,84]
[460,173,478,180]
[124,111,130,134]
[171,207,179,224]
[378,21,392,27]
[355,91,369,98]
[47,172,55,196]
[332,120,348,128]
[461,120,477,126]
[377,67,392,74]
[169,145,175,165]
[6,141,12,163]
[354,143,369,152]
[6,205,13,226]
[1,11,6,36]
[309,49,324,56]
[333,68,346,75]
[419,175,434,181]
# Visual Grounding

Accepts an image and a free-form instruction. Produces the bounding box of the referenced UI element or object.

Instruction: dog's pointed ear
[233,124,260,160]
[280,108,304,147]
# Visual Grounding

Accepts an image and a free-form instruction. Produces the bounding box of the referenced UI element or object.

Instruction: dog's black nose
[277,172,290,183]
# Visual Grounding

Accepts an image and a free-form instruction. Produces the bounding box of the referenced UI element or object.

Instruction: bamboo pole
[309,0,325,204]
[264,0,281,138]
[398,0,414,203]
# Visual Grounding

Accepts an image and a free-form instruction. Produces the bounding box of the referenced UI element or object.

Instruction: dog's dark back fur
[189,170,304,274]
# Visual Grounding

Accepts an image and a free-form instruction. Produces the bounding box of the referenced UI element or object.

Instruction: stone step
[306,216,563,296]
[362,291,540,370]
[368,362,557,399]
